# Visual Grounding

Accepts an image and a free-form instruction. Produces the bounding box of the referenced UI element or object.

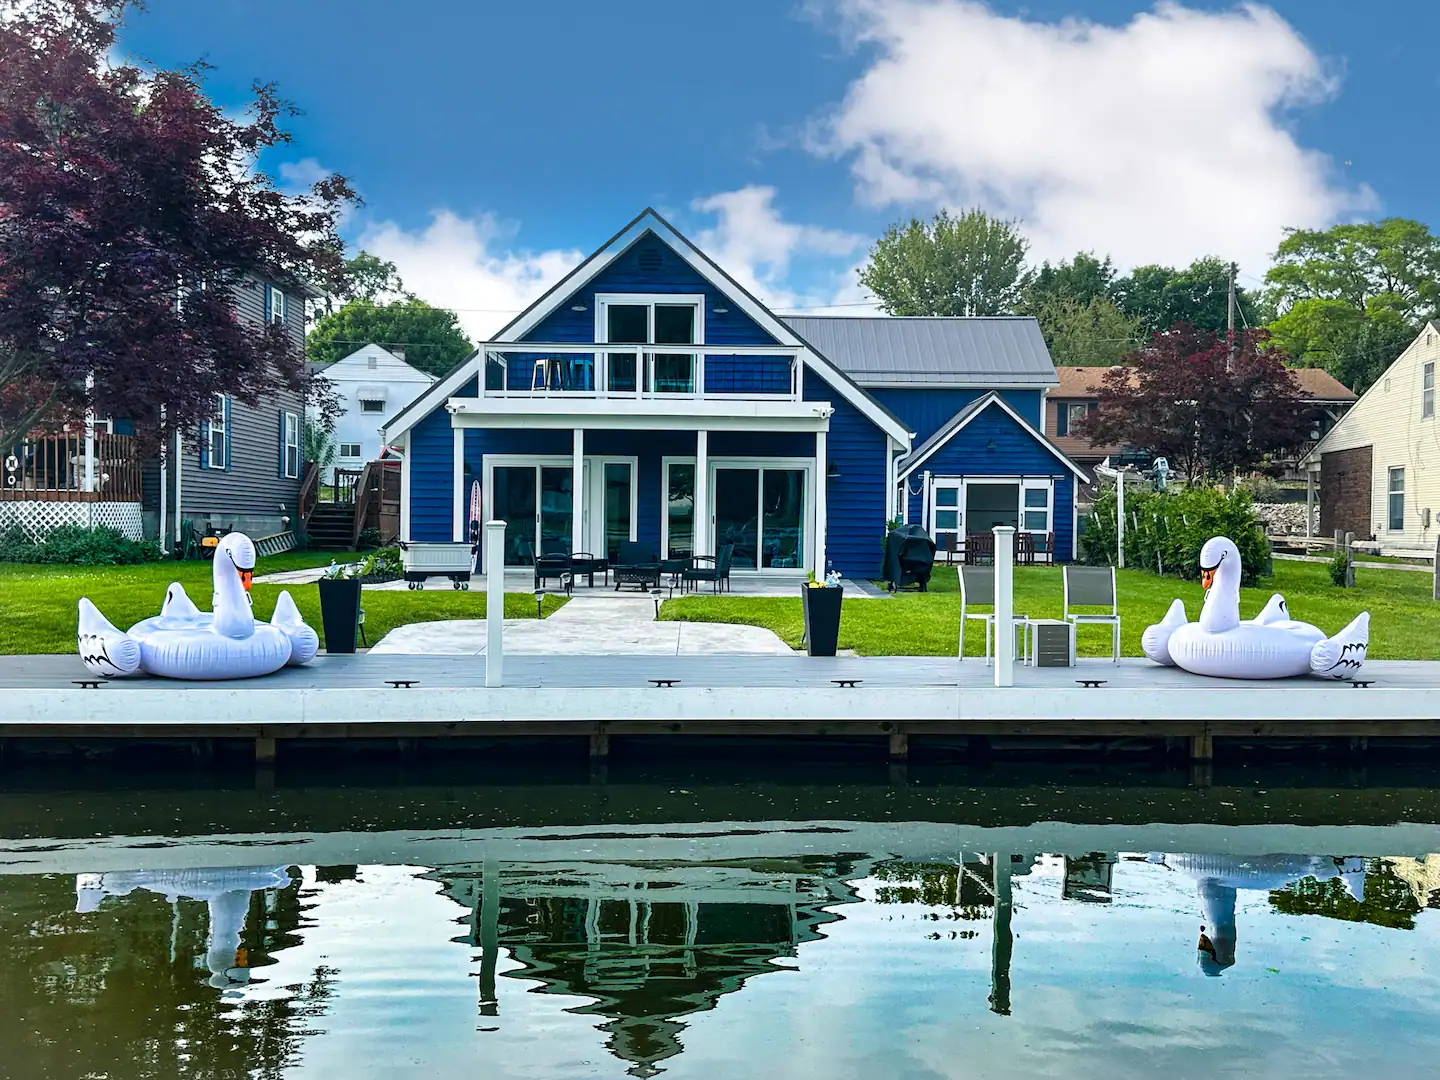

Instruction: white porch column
[572,427,585,555]
[815,430,828,576]
[884,438,897,523]
[452,427,465,542]
[399,432,412,542]
[695,430,709,556]
[1305,469,1316,539]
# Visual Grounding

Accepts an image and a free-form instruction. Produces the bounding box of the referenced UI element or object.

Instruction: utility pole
[1226,261,1238,373]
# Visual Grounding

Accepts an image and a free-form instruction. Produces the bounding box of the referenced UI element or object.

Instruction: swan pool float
[1149,853,1365,975]
[77,532,318,680]
[75,865,293,988]
[1141,536,1369,680]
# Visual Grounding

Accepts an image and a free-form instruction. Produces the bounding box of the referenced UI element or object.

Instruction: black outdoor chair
[682,544,734,594]
[614,541,661,591]
[534,551,572,592]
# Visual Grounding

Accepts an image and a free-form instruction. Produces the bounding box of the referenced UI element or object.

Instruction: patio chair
[682,545,734,594]
[965,531,994,565]
[569,550,610,588]
[1029,531,1055,565]
[938,533,959,566]
[959,564,1031,664]
[1063,564,1121,662]
[534,551,572,593]
[614,540,661,592]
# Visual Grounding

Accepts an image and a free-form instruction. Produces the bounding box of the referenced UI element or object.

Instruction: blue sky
[118,0,1440,336]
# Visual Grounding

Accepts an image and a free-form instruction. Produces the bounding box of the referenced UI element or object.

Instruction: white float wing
[77,599,141,677]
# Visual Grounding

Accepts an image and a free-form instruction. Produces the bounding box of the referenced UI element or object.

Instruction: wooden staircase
[306,503,357,551]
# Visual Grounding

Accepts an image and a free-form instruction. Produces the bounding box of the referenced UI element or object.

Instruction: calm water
[4,771,1440,1078]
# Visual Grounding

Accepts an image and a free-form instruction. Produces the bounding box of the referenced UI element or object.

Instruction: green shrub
[356,526,383,550]
[0,524,163,565]
[1081,483,1269,586]
[1328,548,1351,587]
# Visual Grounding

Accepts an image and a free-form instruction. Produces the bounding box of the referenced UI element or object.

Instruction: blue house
[384,209,1086,579]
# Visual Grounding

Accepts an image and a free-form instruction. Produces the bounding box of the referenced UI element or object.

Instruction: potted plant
[317,560,363,653]
[801,571,844,657]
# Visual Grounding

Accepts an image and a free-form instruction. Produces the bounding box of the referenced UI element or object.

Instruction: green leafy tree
[1023,251,1116,313]
[306,298,473,376]
[859,209,1030,316]
[340,251,408,304]
[302,418,336,469]
[1264,219,1440,392]
[1036,294,1143,367]
[1114,257,1257,336]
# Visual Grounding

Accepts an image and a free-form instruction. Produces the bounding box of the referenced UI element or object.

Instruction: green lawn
[658,561,1440,659]
[0,554,565,653]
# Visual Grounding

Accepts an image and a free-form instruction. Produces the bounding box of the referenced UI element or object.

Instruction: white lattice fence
[0,501,144,541]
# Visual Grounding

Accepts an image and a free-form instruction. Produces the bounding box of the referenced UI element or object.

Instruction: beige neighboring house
[1305,323,1440,557]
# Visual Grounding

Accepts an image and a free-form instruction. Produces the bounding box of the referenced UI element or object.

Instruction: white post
[1306,470,1316,540]
[83,413,96,493]
[399,432,412,542]
[993,525,1015,687]
[815,429,828,576]
[572,427,585,555]
[485,520,505,687]
[695,430,709,556]
[1115,471,1126,569]
[173,430,184,546]
[922,470,932,532]
[452,427,465,542]
[158,411,168,552]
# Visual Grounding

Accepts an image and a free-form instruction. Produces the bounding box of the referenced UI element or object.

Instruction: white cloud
[810,0,1376,277]
[355,211,583,340]
[690,185,875,312]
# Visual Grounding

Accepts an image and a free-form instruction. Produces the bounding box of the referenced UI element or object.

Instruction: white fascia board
[382,354,481,442]
[447,396,832,432]
[898,392,1089,482]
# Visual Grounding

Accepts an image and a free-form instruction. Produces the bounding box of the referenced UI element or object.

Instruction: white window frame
[595,293,706,397]
[281,410,300,478]
[1424,361,1435,420]
[359,398,387,414]
[205,396,228,471]
[930,480,963,549]
[705,456,815,574]
[1021,478,1055,535]
[662,457,699,561]
[268,285,287,325]
[1388,466,1406,532]
[480,454,639,569]
[338,442,363,458]
[930,475,1056,538]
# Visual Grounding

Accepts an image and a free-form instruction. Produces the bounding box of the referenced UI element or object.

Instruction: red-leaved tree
[1075,324,1309,483]
[0,0,356,451]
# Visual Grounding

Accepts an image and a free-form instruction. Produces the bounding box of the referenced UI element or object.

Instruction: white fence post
[993,525,1015,688]
[485,520,505,687]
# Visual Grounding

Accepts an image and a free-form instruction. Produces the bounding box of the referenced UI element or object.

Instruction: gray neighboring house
[143,272,316,546]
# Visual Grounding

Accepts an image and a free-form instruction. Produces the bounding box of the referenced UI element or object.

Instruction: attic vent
[637,246,664,274]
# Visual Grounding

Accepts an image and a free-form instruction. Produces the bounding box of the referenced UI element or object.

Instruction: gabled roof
[780,315,1057,388]
[897,391,1089,481]
[1288,367,1357,401]
[384,209,912,444]
[1054,363,1358,402]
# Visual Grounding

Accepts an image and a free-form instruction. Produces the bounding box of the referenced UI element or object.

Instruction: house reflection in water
[426,857,864,1078]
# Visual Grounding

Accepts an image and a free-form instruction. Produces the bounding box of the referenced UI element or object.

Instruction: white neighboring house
[310,344,437,479]
[1305,322,1440,557]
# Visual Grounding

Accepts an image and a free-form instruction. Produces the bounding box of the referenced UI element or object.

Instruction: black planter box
[318,578,363,654]
[801,583,843,657]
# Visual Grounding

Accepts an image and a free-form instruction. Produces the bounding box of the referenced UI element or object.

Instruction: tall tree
[0,0,354,451]
[858,209,1030,316]
[338,251,408,305]
[1264,219,1440,391]
[1113,258,1257,336]
[306,298,473,376]
[1023,251,1116,313]
[1077,325,1307,483]
[1037,294,1143,367]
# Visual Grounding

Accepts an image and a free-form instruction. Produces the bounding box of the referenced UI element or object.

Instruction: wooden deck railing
[1,432,142,502]
[297,460,320,521]
[352,460,401,546]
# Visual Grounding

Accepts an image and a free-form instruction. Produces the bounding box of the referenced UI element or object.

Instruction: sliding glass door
[712,465,807,571]
[493,465,540,566]
[492,459,636,566]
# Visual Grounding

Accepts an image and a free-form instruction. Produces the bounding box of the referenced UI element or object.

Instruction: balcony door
[597,294,703,395]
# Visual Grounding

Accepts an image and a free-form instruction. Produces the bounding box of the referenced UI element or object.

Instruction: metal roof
[780,315,1058,388]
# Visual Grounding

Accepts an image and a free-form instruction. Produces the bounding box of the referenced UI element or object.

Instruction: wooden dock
[3,653,1440,769]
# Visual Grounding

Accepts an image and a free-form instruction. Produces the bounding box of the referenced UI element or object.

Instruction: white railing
[479,343,805,402]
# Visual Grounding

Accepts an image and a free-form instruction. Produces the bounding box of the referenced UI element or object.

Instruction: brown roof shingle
[1050,364,1357,402]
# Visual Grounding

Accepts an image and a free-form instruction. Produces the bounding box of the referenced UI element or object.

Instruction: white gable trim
[384,209,913,447]
[897,392,1089,482]
[1304,322,1431,466]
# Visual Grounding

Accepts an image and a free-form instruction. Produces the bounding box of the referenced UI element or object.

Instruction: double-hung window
[265,284,287,325]
[1424,362,1435,420]
[204,396,229,470]
[1389,467,1406,531]
[1054,402,1092,436]
[339,442,363,459]
[599,295,701,395]
[280,411,300,478]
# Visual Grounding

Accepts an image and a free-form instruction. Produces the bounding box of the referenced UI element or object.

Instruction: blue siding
[523,231,778,347]
[704,354,793,395]
[409,406,455,542]
[900,400,1078,560]
[805,368,888,579]
[872,387,1044,444]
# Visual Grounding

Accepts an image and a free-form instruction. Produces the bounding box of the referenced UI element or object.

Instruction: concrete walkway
[370,589,795,656]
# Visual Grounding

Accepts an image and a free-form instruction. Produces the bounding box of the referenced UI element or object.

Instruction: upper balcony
[480,343,805,402]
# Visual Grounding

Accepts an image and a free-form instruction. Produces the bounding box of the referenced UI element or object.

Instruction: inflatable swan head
[1198,536,1241,593]
[215,532,258,592]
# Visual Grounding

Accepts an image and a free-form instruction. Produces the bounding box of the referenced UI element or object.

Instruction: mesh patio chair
[1063,565,1121,662]
[959,564,1031,664]
[682,545,734,594]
